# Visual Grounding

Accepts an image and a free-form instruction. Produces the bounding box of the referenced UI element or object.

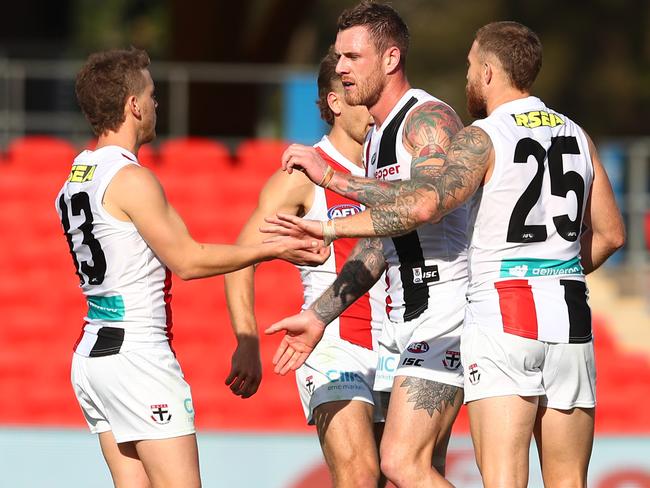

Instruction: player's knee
[331,458,380,488]
[380,446,419,485]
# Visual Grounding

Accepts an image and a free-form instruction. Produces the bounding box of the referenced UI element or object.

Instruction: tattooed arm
[267,126,494,242]
[264,238,386,374]
[311,237,386,324]
[282,101,463,207]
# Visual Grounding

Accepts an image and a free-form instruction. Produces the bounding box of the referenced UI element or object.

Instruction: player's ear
[483,61,493,85]
[384,46,401,74]
[126,95,141,119]
[327,91,342,117]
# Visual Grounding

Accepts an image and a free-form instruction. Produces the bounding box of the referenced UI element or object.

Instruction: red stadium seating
[6,136,76,172]
[235,138,290,178]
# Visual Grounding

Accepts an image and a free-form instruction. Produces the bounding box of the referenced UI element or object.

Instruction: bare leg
[98,431,151,488]
[314,400,383,488]
[467,395,538,488]
[534,406,594,488]
[135,434,201,488]
[380,376,463,487]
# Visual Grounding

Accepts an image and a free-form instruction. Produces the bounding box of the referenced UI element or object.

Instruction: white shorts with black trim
[71,347,196,443]
[461,317,596,409]
[295,335,388,425]
[375,279,465,390]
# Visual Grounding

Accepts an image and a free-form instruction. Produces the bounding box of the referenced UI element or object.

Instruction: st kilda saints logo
[305,375,315,395]
[151,404,172,424]
[442,350,461,370]
[468,363,481,385]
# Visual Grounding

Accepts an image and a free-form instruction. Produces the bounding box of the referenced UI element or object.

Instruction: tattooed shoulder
[403,101,464,166]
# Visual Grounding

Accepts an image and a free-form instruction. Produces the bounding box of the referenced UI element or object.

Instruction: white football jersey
[298,136,387,351]
[365,89,468,323]
[56,146,172,357]
[467,96,594,343]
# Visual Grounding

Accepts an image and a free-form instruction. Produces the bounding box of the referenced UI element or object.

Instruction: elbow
[610,228,626,253]
[412,200,439,226]
[169,262,199,281]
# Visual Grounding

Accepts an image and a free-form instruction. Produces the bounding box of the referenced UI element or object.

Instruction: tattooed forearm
[312,238,386,324]
[400,377,461,417]
[368,126,493,236]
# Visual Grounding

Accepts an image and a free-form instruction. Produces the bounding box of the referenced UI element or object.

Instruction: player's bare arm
[224,169,315,397]
[265,237,386,375]
[263,126,493,242]
[312,237,386,324]
[579,133,625,274]
[106,164,327,279]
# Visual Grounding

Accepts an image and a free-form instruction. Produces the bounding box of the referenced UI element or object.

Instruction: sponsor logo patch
[68,164,96,183]
[402,357,424,367]
[511,110,564,129]
[407,342,429,354]
[327,204,361,219]
[150,404,172,424]
[500,257,583,279]
[412,265,440,284]
[87,295,125,321]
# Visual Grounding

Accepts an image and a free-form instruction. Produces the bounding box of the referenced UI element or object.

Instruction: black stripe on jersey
[89,327,125,357]
[392,233,429,321]
[560,279,592,343]
[375,95,429,320]
[376,97,418,169]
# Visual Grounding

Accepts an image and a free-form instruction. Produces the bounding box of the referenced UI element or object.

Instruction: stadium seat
[235,138,290,178]
[6,136,76,174]
[158,137,232,169]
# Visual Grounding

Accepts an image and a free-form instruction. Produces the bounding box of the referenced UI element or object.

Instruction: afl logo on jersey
[328,204,361,220]
[407,342,429,354]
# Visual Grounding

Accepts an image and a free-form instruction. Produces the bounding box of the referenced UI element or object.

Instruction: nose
[336,56,349,75]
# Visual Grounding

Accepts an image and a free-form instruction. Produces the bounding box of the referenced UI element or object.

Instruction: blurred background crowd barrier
[0,0,649,486]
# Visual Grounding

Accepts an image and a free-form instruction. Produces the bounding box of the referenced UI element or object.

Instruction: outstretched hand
[264,309,326,375]
[261,213,325,242]
[282,144,329,185]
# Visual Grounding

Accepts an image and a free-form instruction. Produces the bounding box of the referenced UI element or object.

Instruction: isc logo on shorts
[328,204,361,219]
[407,342,429,354]
[412,265,440,284]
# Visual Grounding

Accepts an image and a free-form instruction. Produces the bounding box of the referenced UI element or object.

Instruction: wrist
[318,165,335,189]
[321,219,338,246]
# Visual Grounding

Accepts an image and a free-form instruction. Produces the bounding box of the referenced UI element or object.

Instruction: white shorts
[377,280,465,389]
[71,348,196,443]
[461,323,596,409]
[295,335,386,425]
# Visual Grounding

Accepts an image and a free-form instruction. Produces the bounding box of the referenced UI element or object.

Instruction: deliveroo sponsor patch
[87,295,125,321]
[499,257,583,279]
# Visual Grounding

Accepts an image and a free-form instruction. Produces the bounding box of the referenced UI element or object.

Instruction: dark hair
[75,47,151,136]
[337,1,409,65]
[316,46,340,126]
[475,21,542,91]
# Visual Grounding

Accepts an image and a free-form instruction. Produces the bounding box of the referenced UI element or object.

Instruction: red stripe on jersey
[317,147,373,350]
[163,268,175,351]
[73,321,86,351]
[495,279,538,339]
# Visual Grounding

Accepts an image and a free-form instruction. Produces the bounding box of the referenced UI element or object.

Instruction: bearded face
[344,58,386,109]
[466,73,487,120]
